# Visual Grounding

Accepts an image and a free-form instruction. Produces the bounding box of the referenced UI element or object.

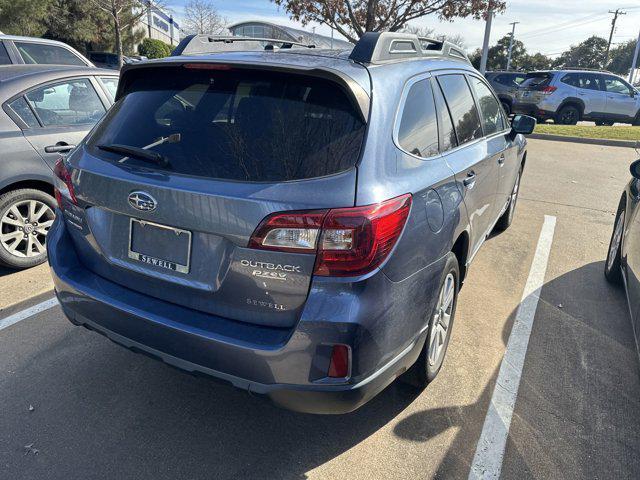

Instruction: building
[137,4,181,47]
[229,21,352,49]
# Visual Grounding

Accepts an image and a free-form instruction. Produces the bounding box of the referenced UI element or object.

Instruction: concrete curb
[529,133,639,148]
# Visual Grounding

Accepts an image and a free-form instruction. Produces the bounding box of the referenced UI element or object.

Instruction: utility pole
[479,9,494,74]
[630,28,640,84]
[605,9,626,67]
[505,21,520,71]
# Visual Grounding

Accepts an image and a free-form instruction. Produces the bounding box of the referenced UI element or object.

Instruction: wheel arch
[451,230,470,285]
[557,98,585,116]
[0,179,54,198]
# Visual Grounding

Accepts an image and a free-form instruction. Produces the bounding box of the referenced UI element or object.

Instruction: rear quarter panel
[0,124,53,192]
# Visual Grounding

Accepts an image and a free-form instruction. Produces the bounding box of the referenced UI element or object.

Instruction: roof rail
[349,31,470,65]
[172,35,316,56]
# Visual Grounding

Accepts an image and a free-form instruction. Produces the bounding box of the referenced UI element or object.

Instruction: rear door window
[98,77,119,101]
[469,76,505,135]
[437,74,483,145]
[86,68,366,182]
[7,97,39,128]
[25,79,106,127]
[397,79,438,158]
[15,41,86,66]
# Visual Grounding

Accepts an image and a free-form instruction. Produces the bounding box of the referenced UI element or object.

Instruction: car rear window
[521,72,552,88]
[86,67,366,182]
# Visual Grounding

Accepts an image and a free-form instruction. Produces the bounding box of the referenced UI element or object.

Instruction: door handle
[44,143,76,153]
[498,154,506,166]
[463,171,477,188]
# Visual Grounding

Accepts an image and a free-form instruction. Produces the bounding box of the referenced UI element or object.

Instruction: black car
[605,150,640,355]
[0,65,117,269]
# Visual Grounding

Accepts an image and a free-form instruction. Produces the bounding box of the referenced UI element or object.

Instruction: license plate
[128,218,191,274]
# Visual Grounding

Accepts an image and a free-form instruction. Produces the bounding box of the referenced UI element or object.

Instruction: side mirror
[511,114,536,135]
[630,159,640,180]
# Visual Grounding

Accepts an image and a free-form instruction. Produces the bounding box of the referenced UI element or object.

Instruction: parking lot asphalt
[0,139,639,480]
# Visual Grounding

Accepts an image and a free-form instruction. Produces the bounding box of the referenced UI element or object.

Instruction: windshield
[86,67,366,182]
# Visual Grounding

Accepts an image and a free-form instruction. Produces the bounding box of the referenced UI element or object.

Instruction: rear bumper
[512,102,555,120]
[48,215,434,414]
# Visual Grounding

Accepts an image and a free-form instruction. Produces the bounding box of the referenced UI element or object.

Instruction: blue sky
[165,1,640,57]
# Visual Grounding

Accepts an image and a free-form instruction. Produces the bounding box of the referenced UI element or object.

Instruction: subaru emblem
[128,191,157,212]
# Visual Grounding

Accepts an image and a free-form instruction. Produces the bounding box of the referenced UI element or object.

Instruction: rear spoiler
[171,35,316,56]
[116,60,370,123]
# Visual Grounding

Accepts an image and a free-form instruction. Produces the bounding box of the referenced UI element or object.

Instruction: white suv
[513,70,640,126]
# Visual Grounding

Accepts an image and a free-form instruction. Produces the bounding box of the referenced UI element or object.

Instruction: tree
[552,36,608,70]
[522,52,552,71]
[402,24,466,48]
[470,34,526,71]
[138,37,171,58]
[271,0,505,44]
[469,35,551,71]
[87,0,159,67]
[183,0,227,35]
[0,0,50,37]
[607,40,639,77]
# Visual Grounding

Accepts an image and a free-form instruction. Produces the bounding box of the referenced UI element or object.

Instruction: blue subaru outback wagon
[48,32,535,414]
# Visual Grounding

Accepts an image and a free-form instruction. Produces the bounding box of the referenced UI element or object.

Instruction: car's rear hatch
[61,60,369,328]
[517,71,555,103]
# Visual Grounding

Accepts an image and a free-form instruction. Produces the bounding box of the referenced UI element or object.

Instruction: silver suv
[484,71,527,116]
[513,70,640,125]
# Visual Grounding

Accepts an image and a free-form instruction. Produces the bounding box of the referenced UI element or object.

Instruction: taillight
[538,86,557,94]
[248,194,412,277]
[248,210,326,254]
[53,158,77,207]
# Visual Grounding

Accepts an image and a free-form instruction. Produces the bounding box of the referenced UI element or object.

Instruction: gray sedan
[0,64,118,269]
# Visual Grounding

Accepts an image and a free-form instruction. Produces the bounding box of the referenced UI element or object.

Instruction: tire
[556,105,580,125]
[605,199,625,285]
[0,188,56,270]
[400,252,460,388]
[633,112,640,126]
[501,101,511,116]
[495,167,523,232]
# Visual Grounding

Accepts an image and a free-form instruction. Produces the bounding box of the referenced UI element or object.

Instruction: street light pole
[630,28,640,84]
[506,21,520,71]
[479,9,494,74]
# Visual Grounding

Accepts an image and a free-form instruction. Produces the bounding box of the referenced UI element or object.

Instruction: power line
[518,12,608,39]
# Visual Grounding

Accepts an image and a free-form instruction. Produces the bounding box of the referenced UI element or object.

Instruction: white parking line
[469,215,557,480]
[0,297,59,332]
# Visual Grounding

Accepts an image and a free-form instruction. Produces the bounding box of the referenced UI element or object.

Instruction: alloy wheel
[0,199,55,258]
[428,273,456,366]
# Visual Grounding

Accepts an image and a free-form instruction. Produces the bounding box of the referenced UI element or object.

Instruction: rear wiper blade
[97,143,169,167]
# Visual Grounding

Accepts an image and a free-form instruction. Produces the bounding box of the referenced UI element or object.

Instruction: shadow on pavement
[1,262,639,479]
[393,261,640,479]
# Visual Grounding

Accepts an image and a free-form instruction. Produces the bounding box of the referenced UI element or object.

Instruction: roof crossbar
[172,35,316,56]
[349,32,470,65]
